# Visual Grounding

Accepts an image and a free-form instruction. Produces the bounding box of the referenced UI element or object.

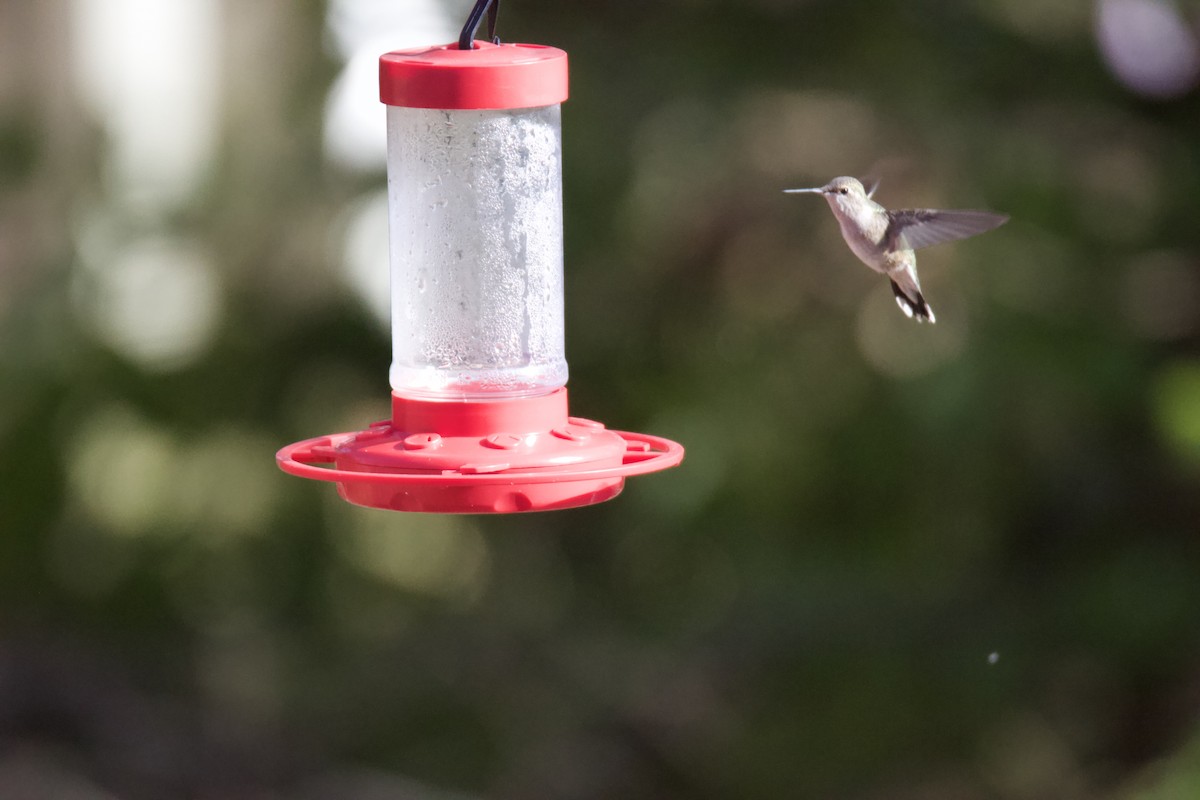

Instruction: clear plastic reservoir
[387,104,568,399]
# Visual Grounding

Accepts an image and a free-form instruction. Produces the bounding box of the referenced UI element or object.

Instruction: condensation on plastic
[387,104,568,399]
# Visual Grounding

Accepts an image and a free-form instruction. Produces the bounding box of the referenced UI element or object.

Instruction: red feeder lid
[380,41,568,110]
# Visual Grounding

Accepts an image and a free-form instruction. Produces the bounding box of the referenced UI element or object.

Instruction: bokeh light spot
[336,189,391,327]
[65,407,283,541]
[736,89,879,181]
[68,406,178,536]
[1122,251,1200,341]
[1096,0,1200,99]
[322,0,460,171]
[855,282,968,378]
[74,234,222,371]
[332,508,492,604]
[1152,360,1200,466]
[981,0,1091,43]
[71,0,220,211]
[172,428,284,539]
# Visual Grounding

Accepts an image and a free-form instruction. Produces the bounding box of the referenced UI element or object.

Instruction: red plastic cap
[380,41,568,110]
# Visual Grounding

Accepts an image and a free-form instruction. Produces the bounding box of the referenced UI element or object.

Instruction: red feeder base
[276,388,683,513]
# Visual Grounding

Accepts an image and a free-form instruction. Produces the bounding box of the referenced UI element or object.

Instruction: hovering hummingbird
[784,177,1008,323]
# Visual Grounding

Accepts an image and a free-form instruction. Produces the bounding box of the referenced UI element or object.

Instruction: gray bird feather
[886,209,1010,251]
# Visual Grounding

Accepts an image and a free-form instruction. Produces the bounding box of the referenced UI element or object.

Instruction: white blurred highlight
[76,233,222,370]
[324,0,463,323]
[71,0,220,211]
[1096,0,1200,99]
[337,189,391,327]
[322,0,462,171]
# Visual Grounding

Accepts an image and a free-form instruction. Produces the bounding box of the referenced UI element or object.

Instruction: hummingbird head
[784,176,869,215]
[777,173,873,219]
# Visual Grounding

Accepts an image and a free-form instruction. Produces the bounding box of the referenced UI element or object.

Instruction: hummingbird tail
[890,280,936,323]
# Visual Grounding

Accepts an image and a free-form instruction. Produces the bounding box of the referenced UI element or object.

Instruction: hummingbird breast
[834,210,892,273]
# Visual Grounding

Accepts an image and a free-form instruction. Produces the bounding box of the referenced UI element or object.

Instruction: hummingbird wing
[886,209,1009,251]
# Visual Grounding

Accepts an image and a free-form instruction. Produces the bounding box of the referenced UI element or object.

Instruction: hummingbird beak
[783,187,823,194]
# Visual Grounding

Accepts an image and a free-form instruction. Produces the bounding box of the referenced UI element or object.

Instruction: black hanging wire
[458,0,501,50]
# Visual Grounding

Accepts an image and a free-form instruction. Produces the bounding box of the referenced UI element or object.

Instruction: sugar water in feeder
[387,100,567,399]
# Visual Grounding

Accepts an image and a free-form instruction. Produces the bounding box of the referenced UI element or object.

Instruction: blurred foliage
[1,0,1199,798]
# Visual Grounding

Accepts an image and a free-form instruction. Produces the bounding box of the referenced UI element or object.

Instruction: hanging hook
[458,0,501,50]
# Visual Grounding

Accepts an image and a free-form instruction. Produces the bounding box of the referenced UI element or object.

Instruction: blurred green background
[2,0,1199,797]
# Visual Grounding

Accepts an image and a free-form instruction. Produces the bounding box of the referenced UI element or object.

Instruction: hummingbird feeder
[276,1,684,513]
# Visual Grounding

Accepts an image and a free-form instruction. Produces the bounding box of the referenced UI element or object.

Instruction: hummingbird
[784,177,1008,323]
